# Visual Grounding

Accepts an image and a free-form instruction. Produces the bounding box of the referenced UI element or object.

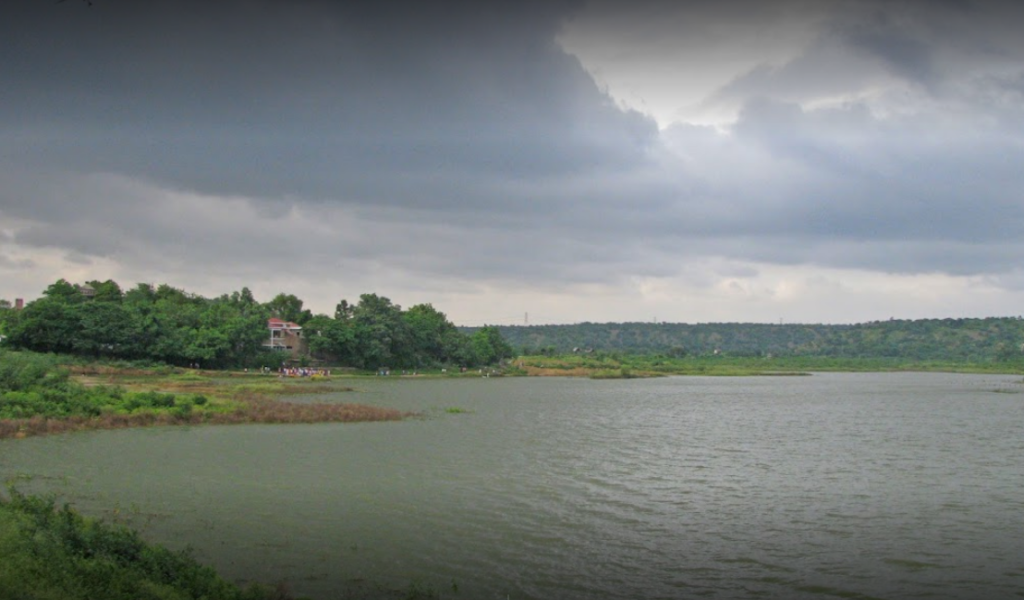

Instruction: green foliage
[6,279,515,371]
[0,350,217,420]
[0,490,287,600]
[484,317,1024,363]
[351,293,413,369]
[264,293,311,325]
[43,279,84,303]
[86,279,124,303]
[0,350,68,393]
[7,280,274,369]
[304,314,355,363]
[522,352,1024,377]
[469,326,514,366]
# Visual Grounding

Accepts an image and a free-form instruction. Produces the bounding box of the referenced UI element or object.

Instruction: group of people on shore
[279,367,330,378]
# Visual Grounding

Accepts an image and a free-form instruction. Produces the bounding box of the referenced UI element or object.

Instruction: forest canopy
[0,280,512,370]
[483,318,1024,363]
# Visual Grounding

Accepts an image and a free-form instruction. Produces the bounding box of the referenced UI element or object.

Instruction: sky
[2,0,1024,325]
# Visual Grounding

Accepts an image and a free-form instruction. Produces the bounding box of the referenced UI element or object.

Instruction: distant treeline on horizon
[462,317,1024,362]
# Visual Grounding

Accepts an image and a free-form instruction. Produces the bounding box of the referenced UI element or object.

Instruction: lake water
[2,373,1024,599]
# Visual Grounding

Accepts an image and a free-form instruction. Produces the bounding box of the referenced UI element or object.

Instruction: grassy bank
[516,353,1024,378]
[0,489,294,600]
[6,348,1020,439]
[0,351,406,440]
[0,489,460,600]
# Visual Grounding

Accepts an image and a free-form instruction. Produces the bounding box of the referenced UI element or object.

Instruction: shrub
[0,490,289,600]
[134,391,175,409]
[171,402,193,420]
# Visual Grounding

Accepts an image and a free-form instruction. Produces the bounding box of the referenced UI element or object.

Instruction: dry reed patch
[69,375,227,397]
[66,365,175,377]
[0,395,407,440]
[73,375,111,388]
[521,366,595,377]
[0,412,202,439]
[220,395,407,425]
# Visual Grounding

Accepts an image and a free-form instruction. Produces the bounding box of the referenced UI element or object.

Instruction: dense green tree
[469,326,514,365]
[403,303,460,365]
[0,301,15,339]
[5,279,514,369]
[86,279,123,303]
[483,318,1024,362]
[351,294,413,369]
[42,279,83,304]
[153,283,191,304]
[265,293,311,325]
[73,301,134,356]
[334,299,354,321]
[5,297,81,353]
[305,314,355,363]
[124,282,156,304]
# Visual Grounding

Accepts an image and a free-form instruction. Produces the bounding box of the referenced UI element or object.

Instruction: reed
[215,393,407,425]
[0,395,406,440]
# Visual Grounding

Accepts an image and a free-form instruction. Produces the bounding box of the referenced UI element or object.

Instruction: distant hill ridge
[463,317,1024,361]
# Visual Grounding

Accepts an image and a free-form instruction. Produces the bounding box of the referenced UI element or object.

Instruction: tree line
[479,317,1024,362]
[0,279,513,370]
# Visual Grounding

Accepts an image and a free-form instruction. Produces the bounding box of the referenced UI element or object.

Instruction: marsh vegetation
[0,350,405,440]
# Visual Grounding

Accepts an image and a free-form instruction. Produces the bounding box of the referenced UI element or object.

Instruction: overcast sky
[2,0,1023,325]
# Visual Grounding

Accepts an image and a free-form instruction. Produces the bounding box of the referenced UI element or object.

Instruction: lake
[2,373,1023,599]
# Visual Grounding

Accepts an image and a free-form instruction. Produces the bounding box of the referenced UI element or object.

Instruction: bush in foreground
[0,489,293,600]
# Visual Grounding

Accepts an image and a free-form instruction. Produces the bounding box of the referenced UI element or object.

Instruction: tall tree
[265,293,311,325]
[334,299,353,321]
[305,314,355,363]
[86,279,123,303]
[470,326,514,365]
[403,303,459,365]
[42,279,83,304]
[351,294,412,369]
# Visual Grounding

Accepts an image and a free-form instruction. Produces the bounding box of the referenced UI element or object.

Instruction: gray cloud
[841,17,938,88]
[1,0,654,204]
[2,0,1024,321]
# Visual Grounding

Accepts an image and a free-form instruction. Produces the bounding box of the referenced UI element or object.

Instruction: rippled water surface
[3,373,1024,599]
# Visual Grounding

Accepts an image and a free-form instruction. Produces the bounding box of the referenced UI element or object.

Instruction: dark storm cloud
[3,0,1024,308]
[840,18,938,88]
[1,0,654,204]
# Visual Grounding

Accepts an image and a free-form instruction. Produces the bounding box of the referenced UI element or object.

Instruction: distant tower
[525,312,529,326]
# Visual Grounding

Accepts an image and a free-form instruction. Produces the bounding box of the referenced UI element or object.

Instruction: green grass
[518,353,1024,377]
[1,350,404,439]
[0,350,215,422]
[589,368,645,379]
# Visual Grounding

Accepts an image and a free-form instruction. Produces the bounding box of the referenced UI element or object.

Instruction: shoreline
[3,354,1022,440]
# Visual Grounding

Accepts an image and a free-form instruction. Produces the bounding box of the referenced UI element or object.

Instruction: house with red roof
[264,318,307,357]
